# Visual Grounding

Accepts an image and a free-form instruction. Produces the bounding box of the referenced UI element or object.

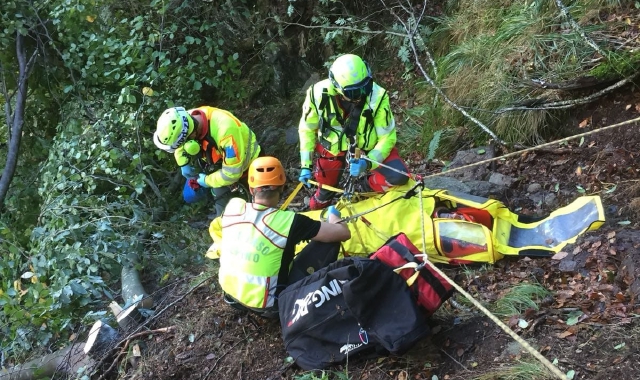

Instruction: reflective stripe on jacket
[298,79,396,169]
[218,198,296,309]
[174,106,261,187]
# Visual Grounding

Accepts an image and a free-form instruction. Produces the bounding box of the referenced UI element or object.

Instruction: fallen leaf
[206,353,216,360]
[86,15,95,22]
[578,118,590,128]
[614,342,626,350]
[607,231,616,239]
[625,104,632,110]
[456,348,465,357]
[558,330,574,338]
[551,251,569,260]
[575,166,583,176]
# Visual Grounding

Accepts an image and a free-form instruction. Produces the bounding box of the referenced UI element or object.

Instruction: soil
[104,87,639,380]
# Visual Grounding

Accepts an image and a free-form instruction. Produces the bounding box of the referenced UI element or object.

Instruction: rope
[362,116,640,181]
[280,182,303,210]
[420,259,568,379]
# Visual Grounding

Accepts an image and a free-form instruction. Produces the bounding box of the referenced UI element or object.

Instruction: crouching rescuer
[153,106,261,216]
[213,156,351,317]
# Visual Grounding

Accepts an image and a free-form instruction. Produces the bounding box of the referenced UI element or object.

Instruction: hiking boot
[309,195,332,210]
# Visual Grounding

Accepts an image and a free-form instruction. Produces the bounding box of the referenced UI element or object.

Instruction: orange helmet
[248,156,286,189]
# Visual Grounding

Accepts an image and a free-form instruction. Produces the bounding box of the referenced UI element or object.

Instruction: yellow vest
[219,198,296,308]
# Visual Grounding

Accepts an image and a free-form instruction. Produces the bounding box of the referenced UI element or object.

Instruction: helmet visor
[330,75,372,101]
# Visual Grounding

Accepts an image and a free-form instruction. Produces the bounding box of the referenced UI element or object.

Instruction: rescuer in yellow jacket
[153,106,261,216]
[215,156,351,317]
[298,54,410,210]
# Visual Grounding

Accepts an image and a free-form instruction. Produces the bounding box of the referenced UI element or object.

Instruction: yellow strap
[393,262,420,286]
[308,179,344,194]
[280,182,303,210]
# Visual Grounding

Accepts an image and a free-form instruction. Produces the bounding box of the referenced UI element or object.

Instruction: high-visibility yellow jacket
[174,106,260,188]
[298,79,395,170]
[218,198,296,309]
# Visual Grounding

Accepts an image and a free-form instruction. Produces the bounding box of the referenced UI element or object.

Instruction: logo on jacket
[287,278,346,327]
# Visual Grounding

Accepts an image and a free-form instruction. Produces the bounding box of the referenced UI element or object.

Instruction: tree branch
[383,0,506,145]
[282,22,408,38]
[554,0,608,59]
[495,72,640,113]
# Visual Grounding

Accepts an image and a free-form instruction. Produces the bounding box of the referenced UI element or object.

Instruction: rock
[423,176,471,194]
[488,172,516,187]
[559,259,577,272]
[543,192,557,207]
[465,180,506,198]
[447,146,495,181]
[285,127,299,145]
[527,183,542,193]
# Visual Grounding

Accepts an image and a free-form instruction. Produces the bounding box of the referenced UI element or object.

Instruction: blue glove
[180,165,196,179]
[349,158,368,177]
[327,205,341,219]
[299,168,312,187]
[197,173,210,188]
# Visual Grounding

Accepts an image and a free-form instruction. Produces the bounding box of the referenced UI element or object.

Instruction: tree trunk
[121,252,153,309]
[0,343,93,380]
[84,320,119,359]
[0,33,36,210]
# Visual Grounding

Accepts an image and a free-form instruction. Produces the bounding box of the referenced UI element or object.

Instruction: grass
[401,0,632,149]
[473,359,556,380]
[492,283,551,318]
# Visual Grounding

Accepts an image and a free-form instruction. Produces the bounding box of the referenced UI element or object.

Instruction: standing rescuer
[214,156,351,317]
[298,53,410,210]
[153,106,261,216]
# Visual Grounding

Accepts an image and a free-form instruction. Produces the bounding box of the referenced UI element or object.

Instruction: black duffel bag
[279,257,430,370]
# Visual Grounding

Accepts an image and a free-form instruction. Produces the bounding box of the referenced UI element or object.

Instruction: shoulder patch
[224,145,237,158]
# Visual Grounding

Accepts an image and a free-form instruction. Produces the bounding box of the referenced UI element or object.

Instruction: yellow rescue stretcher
[299,179,605,265]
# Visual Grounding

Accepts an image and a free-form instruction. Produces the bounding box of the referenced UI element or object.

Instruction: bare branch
[282,22,408,38]
[385,0,506,145]
[495,72,640,113]
[554,0,608,58]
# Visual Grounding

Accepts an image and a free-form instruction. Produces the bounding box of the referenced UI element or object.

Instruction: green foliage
[0,0,255,358]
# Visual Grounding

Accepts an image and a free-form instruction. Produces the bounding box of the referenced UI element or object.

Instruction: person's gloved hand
[327,205,341,219]
[349,158,368,177]
[299,168,312,187]
[180,165,196,179]
[197,173,210,188]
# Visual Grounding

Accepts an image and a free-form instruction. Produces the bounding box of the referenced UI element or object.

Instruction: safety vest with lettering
[174,106,261,188]
[298,78,396,170]
[219,198,296,309]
